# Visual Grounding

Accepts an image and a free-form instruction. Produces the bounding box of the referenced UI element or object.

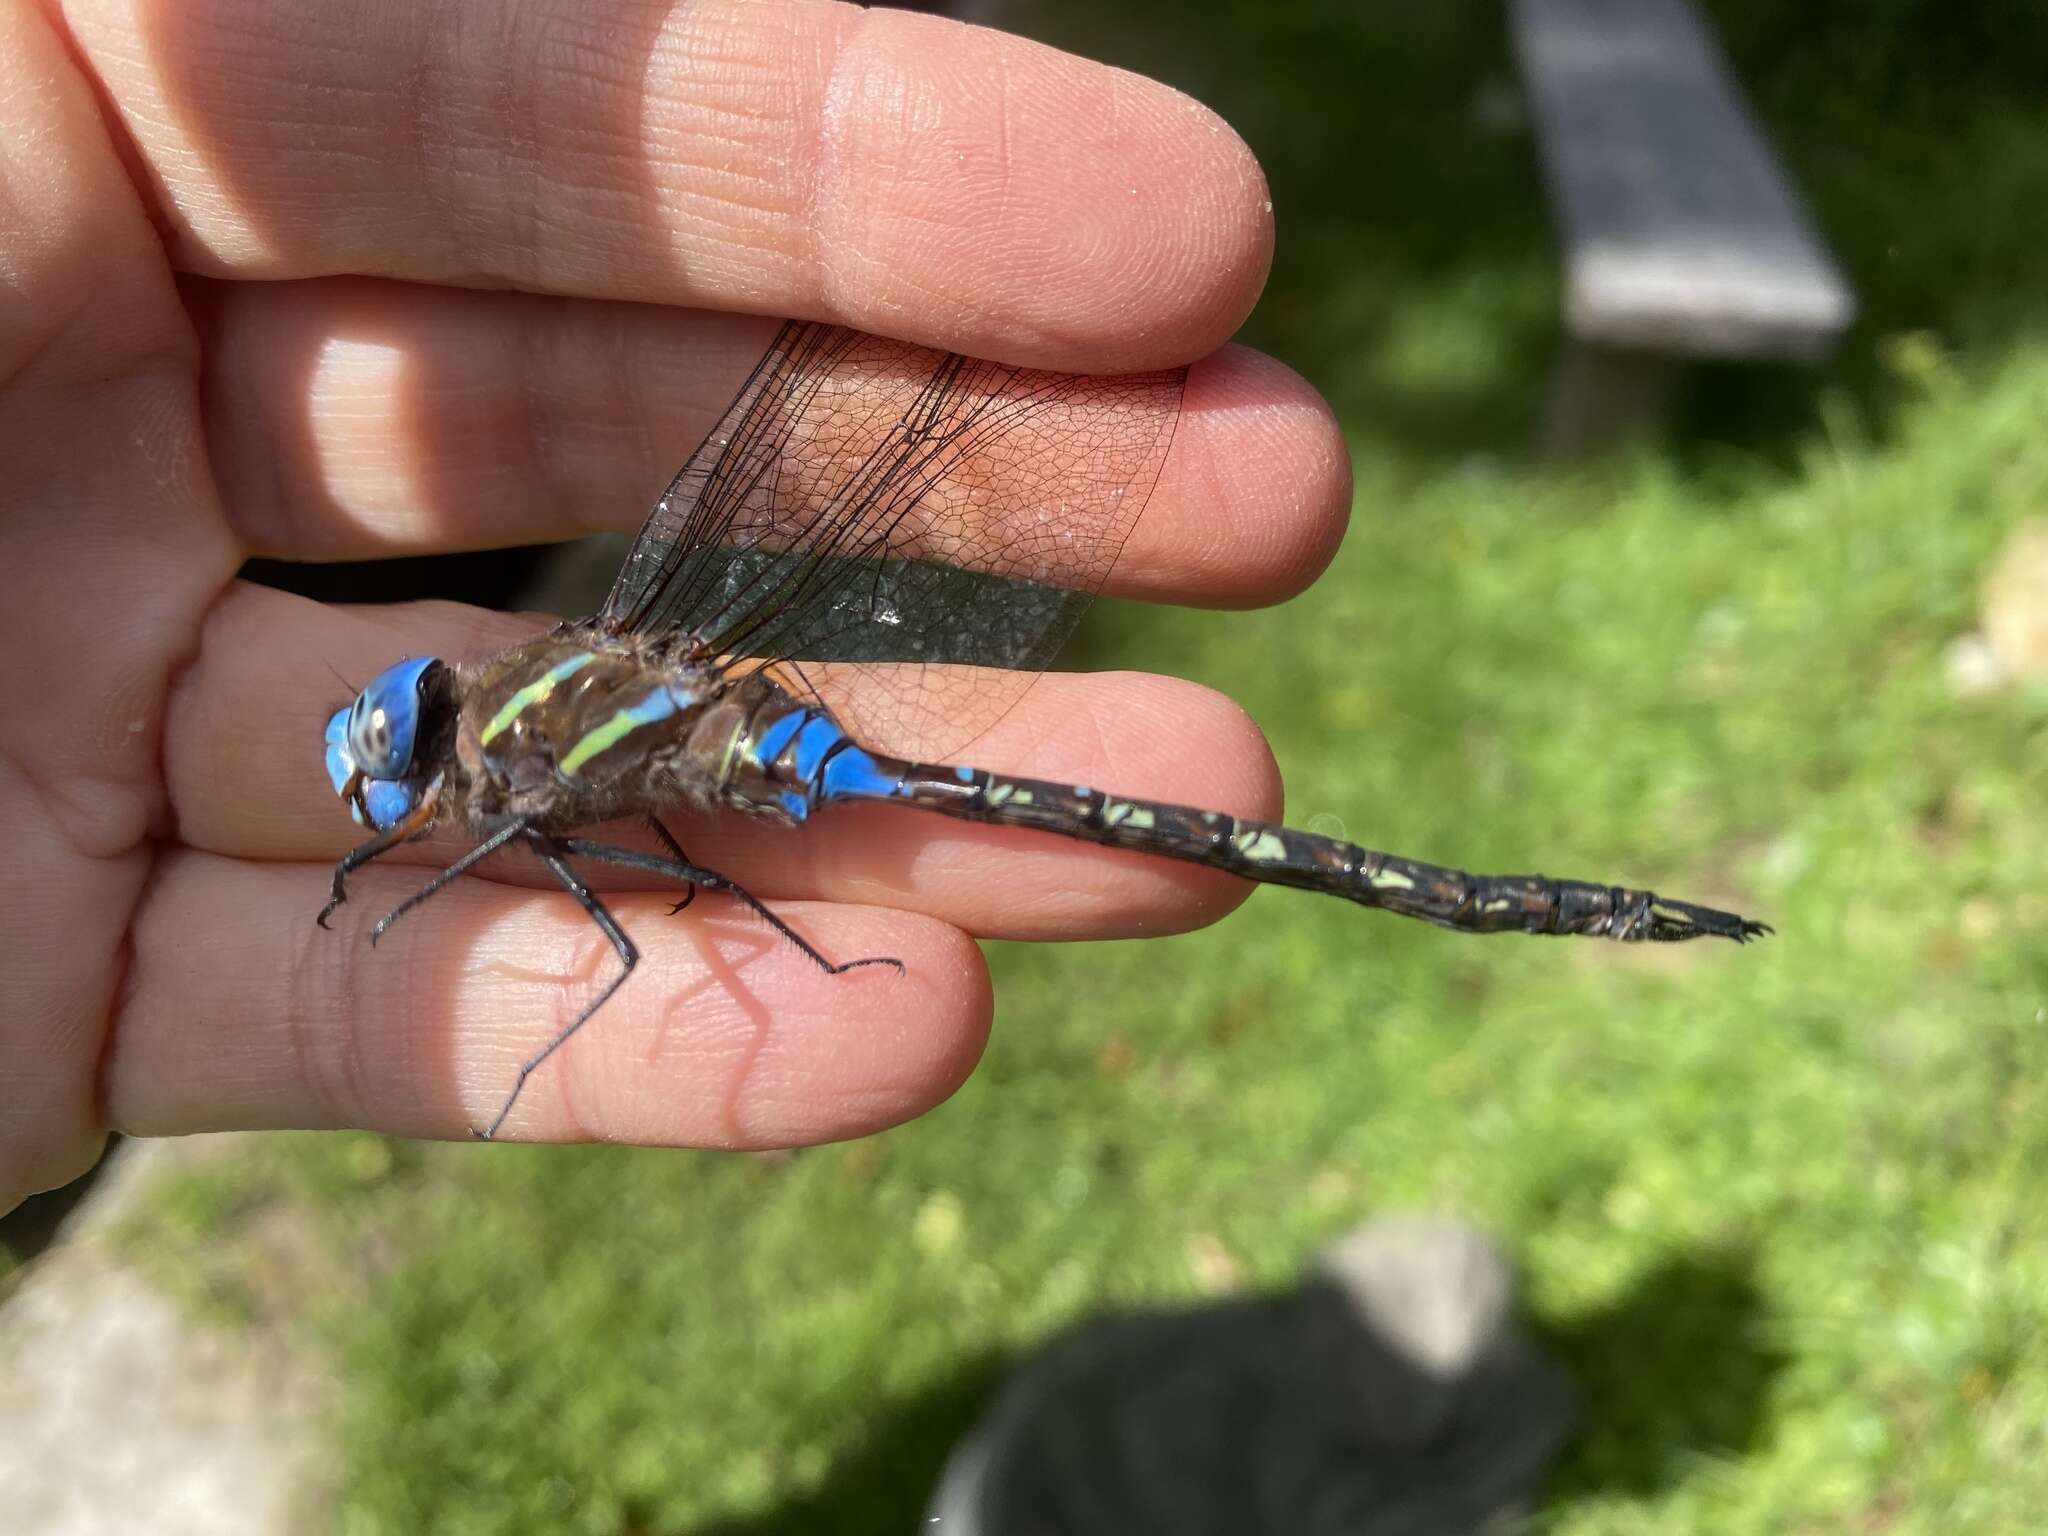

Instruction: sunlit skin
[1,0,1360,1214]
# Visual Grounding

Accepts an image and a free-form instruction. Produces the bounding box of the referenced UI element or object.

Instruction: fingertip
[819,12,1272,370]
[1119,344,1353,606]
[490,897,996,1146]
[114,852,997,1149]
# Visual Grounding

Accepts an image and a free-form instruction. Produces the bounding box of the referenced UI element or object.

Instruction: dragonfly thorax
[428,633,836,834]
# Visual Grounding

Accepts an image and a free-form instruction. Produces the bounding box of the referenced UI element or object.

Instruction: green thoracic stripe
[559,687,680,778]
[478,652,596,746]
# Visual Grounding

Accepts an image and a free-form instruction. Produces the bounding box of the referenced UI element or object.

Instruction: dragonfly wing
[597,321,1185,760]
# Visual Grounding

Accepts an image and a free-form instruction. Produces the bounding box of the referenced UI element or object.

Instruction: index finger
[67,0,1273,372]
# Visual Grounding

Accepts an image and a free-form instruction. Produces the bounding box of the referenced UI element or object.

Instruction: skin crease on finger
[0,0,1338,1211]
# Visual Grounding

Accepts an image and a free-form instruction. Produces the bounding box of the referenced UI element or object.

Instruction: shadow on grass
[696,1245,1782,1534]
[691,1349,1016,1536]
[0,1137,123,1270]
[1535,1245,1786,1503]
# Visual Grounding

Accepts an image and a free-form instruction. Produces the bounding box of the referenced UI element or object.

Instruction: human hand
[1,0,1349,1211]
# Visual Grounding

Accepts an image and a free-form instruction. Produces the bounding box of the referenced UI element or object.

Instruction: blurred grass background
[72,1,2048,1530]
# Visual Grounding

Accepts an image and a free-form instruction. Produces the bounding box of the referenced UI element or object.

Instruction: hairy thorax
[443,630,815,834]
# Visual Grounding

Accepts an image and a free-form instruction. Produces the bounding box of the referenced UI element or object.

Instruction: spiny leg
[645,815,696,916]
[368,818,530,947]
[316,780,442,928]
[554,837,904,978]
[479,831,640,1142]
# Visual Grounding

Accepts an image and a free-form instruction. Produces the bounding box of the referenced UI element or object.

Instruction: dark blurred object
[877,0,1003,17]
[879,0,1013,28]
[243,528,636,620]
[1511,0,1855,455]
[0,1137,123,1267]
[925,1217,1578,1535]
[240,546,555,611]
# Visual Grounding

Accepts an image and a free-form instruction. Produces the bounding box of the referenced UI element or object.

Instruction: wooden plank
[1511,0,1855,362]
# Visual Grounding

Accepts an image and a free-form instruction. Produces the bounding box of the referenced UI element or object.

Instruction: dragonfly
[319,322,1769,1138]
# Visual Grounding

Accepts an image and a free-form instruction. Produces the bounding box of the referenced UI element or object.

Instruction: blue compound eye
[345,657,441,778]
[324,706,356,798]
[324,703,427,829]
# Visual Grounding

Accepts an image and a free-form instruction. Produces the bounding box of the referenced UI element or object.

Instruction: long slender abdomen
[870,759,1767,944]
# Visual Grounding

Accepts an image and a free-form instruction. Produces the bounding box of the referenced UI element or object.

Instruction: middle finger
[197,278,1352,611]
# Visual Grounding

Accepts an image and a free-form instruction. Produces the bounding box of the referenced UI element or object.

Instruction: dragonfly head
[324,656,450,830]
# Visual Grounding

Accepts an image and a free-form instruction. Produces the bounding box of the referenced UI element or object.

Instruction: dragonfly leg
[554,837,904,979]
[645,815,697,916]
[315,780,442,929]
[479,831,640,1141]
[367,818,530,947]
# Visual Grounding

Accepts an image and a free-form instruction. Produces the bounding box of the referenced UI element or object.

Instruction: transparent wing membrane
[597,322,1185,758]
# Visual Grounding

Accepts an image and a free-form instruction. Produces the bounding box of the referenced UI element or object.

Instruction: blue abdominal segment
[817,742,906,806]
[747,709,808,769]
[789,712,849,785]
[742,706,909,820]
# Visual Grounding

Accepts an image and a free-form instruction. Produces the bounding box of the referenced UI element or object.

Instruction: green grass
[124,3,2048,1531]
